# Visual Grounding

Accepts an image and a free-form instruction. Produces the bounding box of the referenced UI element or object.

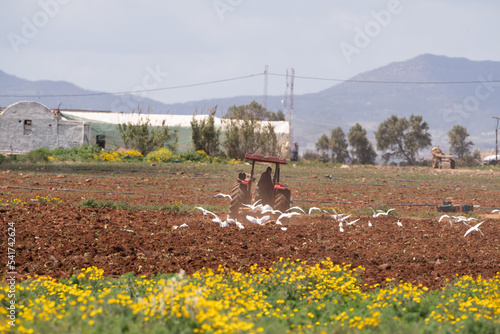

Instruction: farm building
[0,101,91,155]
[60,109,291,154]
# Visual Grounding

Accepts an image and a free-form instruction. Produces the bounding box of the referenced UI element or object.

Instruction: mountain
[295,54,500,151]
[2,54,500,153]
[0,70,172,113]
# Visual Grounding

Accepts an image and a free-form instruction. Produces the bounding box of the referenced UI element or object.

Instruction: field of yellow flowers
[1,258,499,334]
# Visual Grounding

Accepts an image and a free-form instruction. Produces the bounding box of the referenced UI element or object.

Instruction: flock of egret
[437,213,493,237]
[191,199,306,230]
[177,193,498,238]
[189,201,401,233]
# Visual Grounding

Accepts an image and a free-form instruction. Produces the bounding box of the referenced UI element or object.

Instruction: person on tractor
[257,166,273,205]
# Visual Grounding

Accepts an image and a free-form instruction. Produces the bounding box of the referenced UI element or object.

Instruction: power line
[1,71,500,99]
[267,72,500,85]
[0,73,264,98]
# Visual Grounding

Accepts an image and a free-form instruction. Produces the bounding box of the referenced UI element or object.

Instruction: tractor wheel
[274,190,291,213]
[229,183,246,215]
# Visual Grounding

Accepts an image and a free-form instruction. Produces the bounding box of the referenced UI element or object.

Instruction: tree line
[117,101,285,160]
[312,114,479,166]
[117,105,479,166]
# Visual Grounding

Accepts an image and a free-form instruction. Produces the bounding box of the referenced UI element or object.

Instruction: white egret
[464,221,485,237]
[287,206,306,214]
[214,193,232,200]
[195,207,218,218]
[246,215,271,225]
[308,207,322,214]
[242,199,263,213]
[276,212,301,225]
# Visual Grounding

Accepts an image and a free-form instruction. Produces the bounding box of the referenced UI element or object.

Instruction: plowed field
[1,163,499,289]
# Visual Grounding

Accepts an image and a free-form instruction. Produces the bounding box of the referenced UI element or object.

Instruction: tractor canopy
[244,153,287,165]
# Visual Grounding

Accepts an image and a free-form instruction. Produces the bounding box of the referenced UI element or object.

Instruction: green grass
[79,198,228,214]
[81,198,132,210]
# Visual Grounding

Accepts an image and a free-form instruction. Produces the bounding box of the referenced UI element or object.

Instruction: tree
[348,123,377,164]
[258,123,279,156]
[191,106,221,156]
[330,127,349,163]
[315,134,330,163]
[224,100,286,121]
[222,102,282,159]
[117,106,177,156]
[448,125,473,159]
[459,149,482,167]
[315,134,330,154]
[314,128,349,163]
[270,110,286,122]
[375,114,432,165]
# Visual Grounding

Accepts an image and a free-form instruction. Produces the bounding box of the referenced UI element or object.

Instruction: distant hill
[0,69,174,114]
[2,54,500,154]
[296,54,500,152]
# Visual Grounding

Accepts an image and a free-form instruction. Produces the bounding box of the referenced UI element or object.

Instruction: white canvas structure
[58,111,289,133]
[0,101,91,155]
[60,110,291,154]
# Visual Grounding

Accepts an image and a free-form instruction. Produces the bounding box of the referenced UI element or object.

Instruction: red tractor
[229,153,292,215]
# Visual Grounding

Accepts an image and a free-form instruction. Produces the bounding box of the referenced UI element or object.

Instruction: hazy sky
[2,0,500,105]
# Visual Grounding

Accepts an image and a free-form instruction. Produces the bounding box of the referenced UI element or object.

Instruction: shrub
[81,198,130,210]
[26,148,51,163]
[145,148,177,162]
[94,150,143,162]
[191,107,221,156]
[34,196,63,204]
[180,150,210,163]
[156,200,186,212]
[212,156,224,164]
[74,144,102,160]
[117,106,178,156]
[457,149,482,167]
[0,154,5,164]
[301,149,321,162]
[18,145,102,163]
[119,150,144,161]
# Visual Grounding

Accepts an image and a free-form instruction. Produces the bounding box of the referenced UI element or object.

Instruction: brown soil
[1,166,499,289]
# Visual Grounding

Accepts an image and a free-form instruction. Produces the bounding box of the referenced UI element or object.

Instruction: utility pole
[283,68,294,159]
[493,116,500,165]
